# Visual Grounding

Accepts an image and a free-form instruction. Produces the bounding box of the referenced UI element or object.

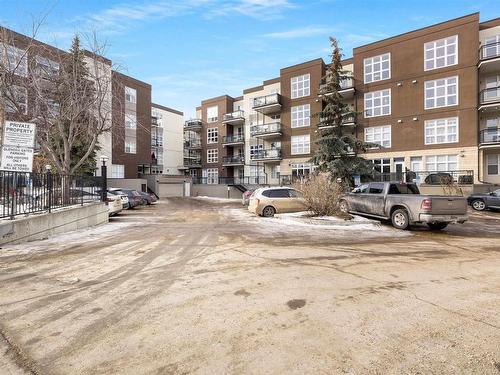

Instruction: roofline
[152,103,183,116]
[200,94,235,105]
[112,70,151,88]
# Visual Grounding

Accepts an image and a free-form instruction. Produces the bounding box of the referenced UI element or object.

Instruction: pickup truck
[338,181,468,230]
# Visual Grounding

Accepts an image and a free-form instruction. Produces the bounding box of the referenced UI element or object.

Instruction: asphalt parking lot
[0,198,499,374]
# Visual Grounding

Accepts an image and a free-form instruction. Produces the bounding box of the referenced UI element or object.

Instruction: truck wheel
[471,199,486,211]
[391,209,409,230]
[427,222,448,230]
[261,206,276,217]
[339,200,348,213]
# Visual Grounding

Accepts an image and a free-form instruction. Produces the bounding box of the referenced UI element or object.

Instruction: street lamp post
[100,156,109,203]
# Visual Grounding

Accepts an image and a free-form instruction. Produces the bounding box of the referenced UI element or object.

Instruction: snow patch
[194,196,241,203]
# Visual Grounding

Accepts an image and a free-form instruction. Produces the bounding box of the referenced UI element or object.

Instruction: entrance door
[394,158,405,181]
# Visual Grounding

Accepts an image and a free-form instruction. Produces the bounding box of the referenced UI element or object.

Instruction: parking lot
[1,198,499,374]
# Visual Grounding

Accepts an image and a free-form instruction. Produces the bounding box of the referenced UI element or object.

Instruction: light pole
[45,164,52,213]
[100,156,109,202]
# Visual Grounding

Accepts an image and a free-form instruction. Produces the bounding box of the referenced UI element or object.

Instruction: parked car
[424,172,454,185]
[248,187,306,217]
[138,191,157,205]
[107,193,123,216]
[242,189,255,206]
[109,188,142,208]
[339,181,468,230]
[107,190,130,209]
[467,189,500,211]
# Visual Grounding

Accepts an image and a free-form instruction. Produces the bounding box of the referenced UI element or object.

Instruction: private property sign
[1,121,36,172]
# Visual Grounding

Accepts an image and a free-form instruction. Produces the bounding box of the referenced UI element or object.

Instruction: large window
[425,117,458,144]
[364,89,391,118]
[4,45,27,76]
[111,164,124,178]
[125,113,137,129]
[364,53,390,83]
[203,168,218,184]
[5,85,27,114]
[483,35,500,59]
[207,127,218,144]
[207,106,218,123]
[425,155,458,171]
[424,35,458,71]
[34,55,59,77]
[125,139,137,154]
[372,159,391,174]
[487,154,500,175]
[125,87,136,103]
[291,163,312,178]
[364,125,391,148]
[291,135,310,155]
[250,144,263,157]
[291,104,310,128]
[424,76,458,109]
[291,74,310,99]
[207,149,218,163]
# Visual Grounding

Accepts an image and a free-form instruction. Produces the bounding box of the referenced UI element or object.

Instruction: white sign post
[0,121,36,172]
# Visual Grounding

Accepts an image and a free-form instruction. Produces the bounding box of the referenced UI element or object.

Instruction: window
[271,165,280,179]
[372,159,391,174]
[125,113,137,129]
[364,125,391,148]
[207,106,218,123]
[125,139,137,154]
[125,87,136,103]
[411,157,422,172]
[203,168,218,184]
[291,163,312,178]
[364,53,390,83]
[354,184,369,193]
[426,155,458,171]
[207,149,218,163]
[424,35,458,71]
[263,189,290,198]
[487,154,500,175]
[364,89,391,117]
[291,104,310,128]
[289,189,303,198]
[34,55,59,77]
[291,74,310,99]
[4,45,27,76]
[485,75,500,101]
[368,183,385,194]
[110,164,124,178]
[486,117,500,128]
[483,35,500,59]
[207,128,218,143]
[388,184,420,195]
[46,99,60,117]
[5,85,27,114]
[291,135,310,155]
[425,76,458,109]
[425,117,458,144]
[250,144,263,157]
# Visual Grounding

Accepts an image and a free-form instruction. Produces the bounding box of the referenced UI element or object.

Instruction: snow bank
[193,196,241,203]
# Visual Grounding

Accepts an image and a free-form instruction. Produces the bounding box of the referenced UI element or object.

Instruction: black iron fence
[365,170,474,185]
[0,170,103,219]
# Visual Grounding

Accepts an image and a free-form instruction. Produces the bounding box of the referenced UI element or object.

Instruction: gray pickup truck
[339,181,468,230]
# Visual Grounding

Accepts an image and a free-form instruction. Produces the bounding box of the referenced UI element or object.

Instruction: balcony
[151,138,163,147]
[184,119,203,131]
[222,110,245,125]
[250,148,282,162]
[184,139,202,149]
[479,41,500,72]
[222,134,245,146]
[250,122,282,138]
[252,93,281,114]
[184,158,202,168]
[222,155,245,166]
[318,114,356,130]
[479,127,500,148]
[479,86,500,111]
[151,116,159,126]
[319,77,355,99]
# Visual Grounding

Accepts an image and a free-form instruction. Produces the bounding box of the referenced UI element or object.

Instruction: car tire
[427,222,448,231]
[391,208,409,230]
[339,200,349,213]
[261,206,276,218]
[471,199,486,211]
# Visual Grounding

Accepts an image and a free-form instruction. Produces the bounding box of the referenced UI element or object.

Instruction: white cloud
[261,25,334,39]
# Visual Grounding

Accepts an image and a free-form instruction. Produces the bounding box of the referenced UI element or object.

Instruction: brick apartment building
[0,27,184,180]
[185,13,500,186]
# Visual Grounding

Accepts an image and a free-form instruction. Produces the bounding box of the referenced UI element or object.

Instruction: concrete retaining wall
[191,184,242,199]
[108,178,148,192]
[0,202,108,245]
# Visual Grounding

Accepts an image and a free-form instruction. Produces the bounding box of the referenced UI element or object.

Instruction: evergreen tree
[311,37,375,186]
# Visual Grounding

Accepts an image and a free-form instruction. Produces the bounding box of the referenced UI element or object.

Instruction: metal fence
[192,176,267,185]
[0,170,103,219]
[364,170,474,185]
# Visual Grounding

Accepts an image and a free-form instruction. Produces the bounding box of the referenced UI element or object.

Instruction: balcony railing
[250,122,282,137]
[222,110,245,123]
[184,158,202,168]
[319,76,354,93]
[184,119,203,129]
[184,150,201,158]
[479,127,500,144]
[151,138,163,147]
[251,148,282,161]
[366,170,474,185]
[480,41,500,60]
[480,86,500,104]
[318,114,356,128]
[192,176,267,185]
[252,93,281,109]
[222,134,245,144]
[184,139,202,148]
[222,155,245,165]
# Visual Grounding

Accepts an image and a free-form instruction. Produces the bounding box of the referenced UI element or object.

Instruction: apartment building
[185,12,500,186]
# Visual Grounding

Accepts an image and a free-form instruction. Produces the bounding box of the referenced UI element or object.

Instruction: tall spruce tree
[311,37,375,185]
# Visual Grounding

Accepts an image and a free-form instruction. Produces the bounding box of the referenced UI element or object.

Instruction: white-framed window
[411,157,422,172]
[364,53,390,83]
[4,45,28,76]
[291,104,310,128]
[424,35,458,71]
[207,106,218,123]
[291,163,312,178]
[291,135,310,155]
[207,127,218,143]
[483,35,500,59]
[34,55,59,77]
[125,113,137,129]
[207,148,218,163]
[203,168,219,184]
[125,138,137,154]
[5,85,27,114]
[364,89,391,118]
[364,125,391,148]
[425,154,458,172]
[372,158,391,174]
[425,117,458,145]
[111,164,125,178]
[487,154,500,175]
[424,76,458,109]
[291,74,310,99]
[125,87,136,103]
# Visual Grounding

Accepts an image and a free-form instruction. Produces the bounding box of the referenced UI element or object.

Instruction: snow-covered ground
[193,196,241,203]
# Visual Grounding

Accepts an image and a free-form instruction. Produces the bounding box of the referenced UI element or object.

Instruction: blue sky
[1,0,499,117]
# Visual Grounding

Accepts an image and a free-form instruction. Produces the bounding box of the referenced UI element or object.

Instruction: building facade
[185,13,500,186]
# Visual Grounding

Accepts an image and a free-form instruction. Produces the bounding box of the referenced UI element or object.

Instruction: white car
[107,193,123,216]
[109,189,130,209]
